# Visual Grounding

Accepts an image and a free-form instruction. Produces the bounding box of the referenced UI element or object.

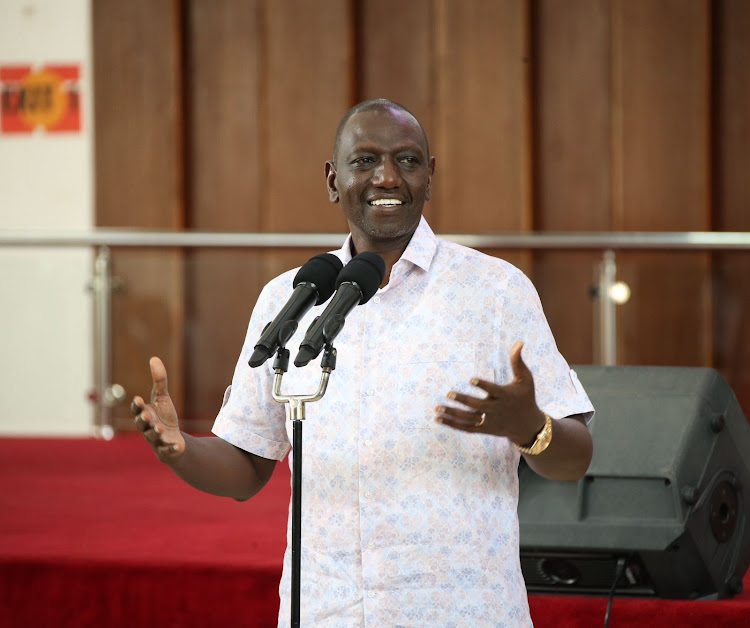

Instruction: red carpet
[1,436,748,627]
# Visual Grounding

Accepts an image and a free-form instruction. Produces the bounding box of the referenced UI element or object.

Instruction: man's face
[326,107,435,248]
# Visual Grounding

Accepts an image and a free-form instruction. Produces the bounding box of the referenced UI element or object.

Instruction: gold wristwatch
[513,414,553,455]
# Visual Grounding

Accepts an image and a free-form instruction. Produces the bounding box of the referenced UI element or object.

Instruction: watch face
[514,415,553,455]
[530,417,553,454]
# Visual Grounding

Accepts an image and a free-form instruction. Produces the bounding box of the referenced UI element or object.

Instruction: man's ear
[425,156,436,201]
[325,161,339,203]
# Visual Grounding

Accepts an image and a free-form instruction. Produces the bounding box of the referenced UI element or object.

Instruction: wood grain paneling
[713,0,750,231]
[182,1,265,425]
[185,1,262,232]
[263,0,353,235]
[534,0,611,232]
[713,0,750,417]
[532,0,612,364]
[433,0,530,235]
[93,0,185,424]
[93,0,184,229]
[617,251,713,366]
[612,0,711,230]
[612,0,712,366]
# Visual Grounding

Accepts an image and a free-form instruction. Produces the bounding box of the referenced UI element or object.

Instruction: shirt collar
[337,216,437,272]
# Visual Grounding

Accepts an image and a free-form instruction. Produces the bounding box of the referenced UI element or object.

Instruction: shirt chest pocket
[395,342,494,430]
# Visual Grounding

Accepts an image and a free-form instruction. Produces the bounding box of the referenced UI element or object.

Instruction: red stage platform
[1,436,748,627]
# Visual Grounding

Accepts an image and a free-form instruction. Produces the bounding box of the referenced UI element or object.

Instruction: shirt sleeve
[498,268,595,424]
[211,281,292,461]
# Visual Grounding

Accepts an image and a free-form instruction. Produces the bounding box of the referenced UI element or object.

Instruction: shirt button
[367,591,375,598]
[366,389,375,396]
[373,296,381,304]
[364,490,372,499]
[364,439,373,447]
[367,541,375,549]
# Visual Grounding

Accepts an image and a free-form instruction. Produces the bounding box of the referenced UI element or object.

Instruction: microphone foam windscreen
[335,252,386,304]
[293,253,344,305]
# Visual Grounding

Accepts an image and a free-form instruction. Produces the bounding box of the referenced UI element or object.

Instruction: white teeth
[370,199,403,206]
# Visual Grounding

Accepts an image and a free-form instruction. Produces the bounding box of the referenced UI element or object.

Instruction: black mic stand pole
[271,330,337,628]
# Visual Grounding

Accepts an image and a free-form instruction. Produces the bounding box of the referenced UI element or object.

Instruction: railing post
[91,246,126,439]
[597,250,618,366]
[92,246,114,438]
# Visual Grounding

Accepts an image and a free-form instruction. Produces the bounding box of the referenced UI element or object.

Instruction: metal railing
[2,229,749,437]
[2,229,750,250]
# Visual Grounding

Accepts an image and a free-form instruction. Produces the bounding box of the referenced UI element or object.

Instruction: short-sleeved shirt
[213,217,594,627]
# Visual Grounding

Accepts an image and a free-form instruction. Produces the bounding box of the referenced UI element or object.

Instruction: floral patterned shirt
[213,217,594,627]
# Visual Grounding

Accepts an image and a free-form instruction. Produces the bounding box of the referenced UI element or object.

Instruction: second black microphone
[294,251,385,367]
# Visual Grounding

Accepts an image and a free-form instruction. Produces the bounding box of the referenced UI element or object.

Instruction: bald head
[332,99,430,165]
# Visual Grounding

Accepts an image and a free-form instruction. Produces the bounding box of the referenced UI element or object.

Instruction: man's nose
[372,157,401,187]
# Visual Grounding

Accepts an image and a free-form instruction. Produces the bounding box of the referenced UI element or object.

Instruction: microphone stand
[271,331,337,628]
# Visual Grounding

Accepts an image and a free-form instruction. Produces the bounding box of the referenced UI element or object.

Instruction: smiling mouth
[369,199,404,208]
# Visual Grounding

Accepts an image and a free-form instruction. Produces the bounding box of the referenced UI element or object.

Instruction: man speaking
[131,99,594,626]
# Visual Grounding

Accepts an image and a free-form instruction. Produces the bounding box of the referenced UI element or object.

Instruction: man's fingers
[435,406,485,432]
[136,416,175,449]
[436,405,483,425]
[130,396,143,416]
[446,390,482,409]
[142,424,163,444]
[134,409,153,433]
[468,378,500,396]
[149,356,169,400]
[155,442,181,458]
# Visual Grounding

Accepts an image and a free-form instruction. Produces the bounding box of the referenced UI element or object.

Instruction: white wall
[0,1,94,435]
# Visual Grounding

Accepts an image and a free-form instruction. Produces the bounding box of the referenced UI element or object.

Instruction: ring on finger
[476,412,486,427]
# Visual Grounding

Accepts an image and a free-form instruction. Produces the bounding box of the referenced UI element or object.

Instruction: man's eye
[398,156,419,165]
[352,157,374,165]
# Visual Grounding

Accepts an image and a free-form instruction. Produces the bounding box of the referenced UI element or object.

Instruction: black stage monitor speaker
[519,366,750,600]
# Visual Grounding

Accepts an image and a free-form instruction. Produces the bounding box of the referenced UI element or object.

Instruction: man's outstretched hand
[434,340,547,446]
[435,340,593,481]
[131,357,185,461]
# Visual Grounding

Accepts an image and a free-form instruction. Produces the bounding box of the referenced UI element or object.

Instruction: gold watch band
[513,414,553,455]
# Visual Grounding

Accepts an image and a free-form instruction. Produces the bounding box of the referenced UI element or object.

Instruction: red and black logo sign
[1,64,81,134]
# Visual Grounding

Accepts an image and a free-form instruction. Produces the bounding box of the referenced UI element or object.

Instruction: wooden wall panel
[93,0,184,230]
[92,0,185,425]
[533,0,611,233]
[713,0,750,417]
[612,0,710,231]
[433,0,530,235]
[183,1,265,425]
[263,0,352,235]
[186,1,262,232]
[612,0,712,366]
[532,0,612,364]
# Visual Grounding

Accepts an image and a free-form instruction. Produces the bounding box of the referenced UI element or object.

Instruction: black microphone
[294,251,385,367]
[248,253,343,368]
